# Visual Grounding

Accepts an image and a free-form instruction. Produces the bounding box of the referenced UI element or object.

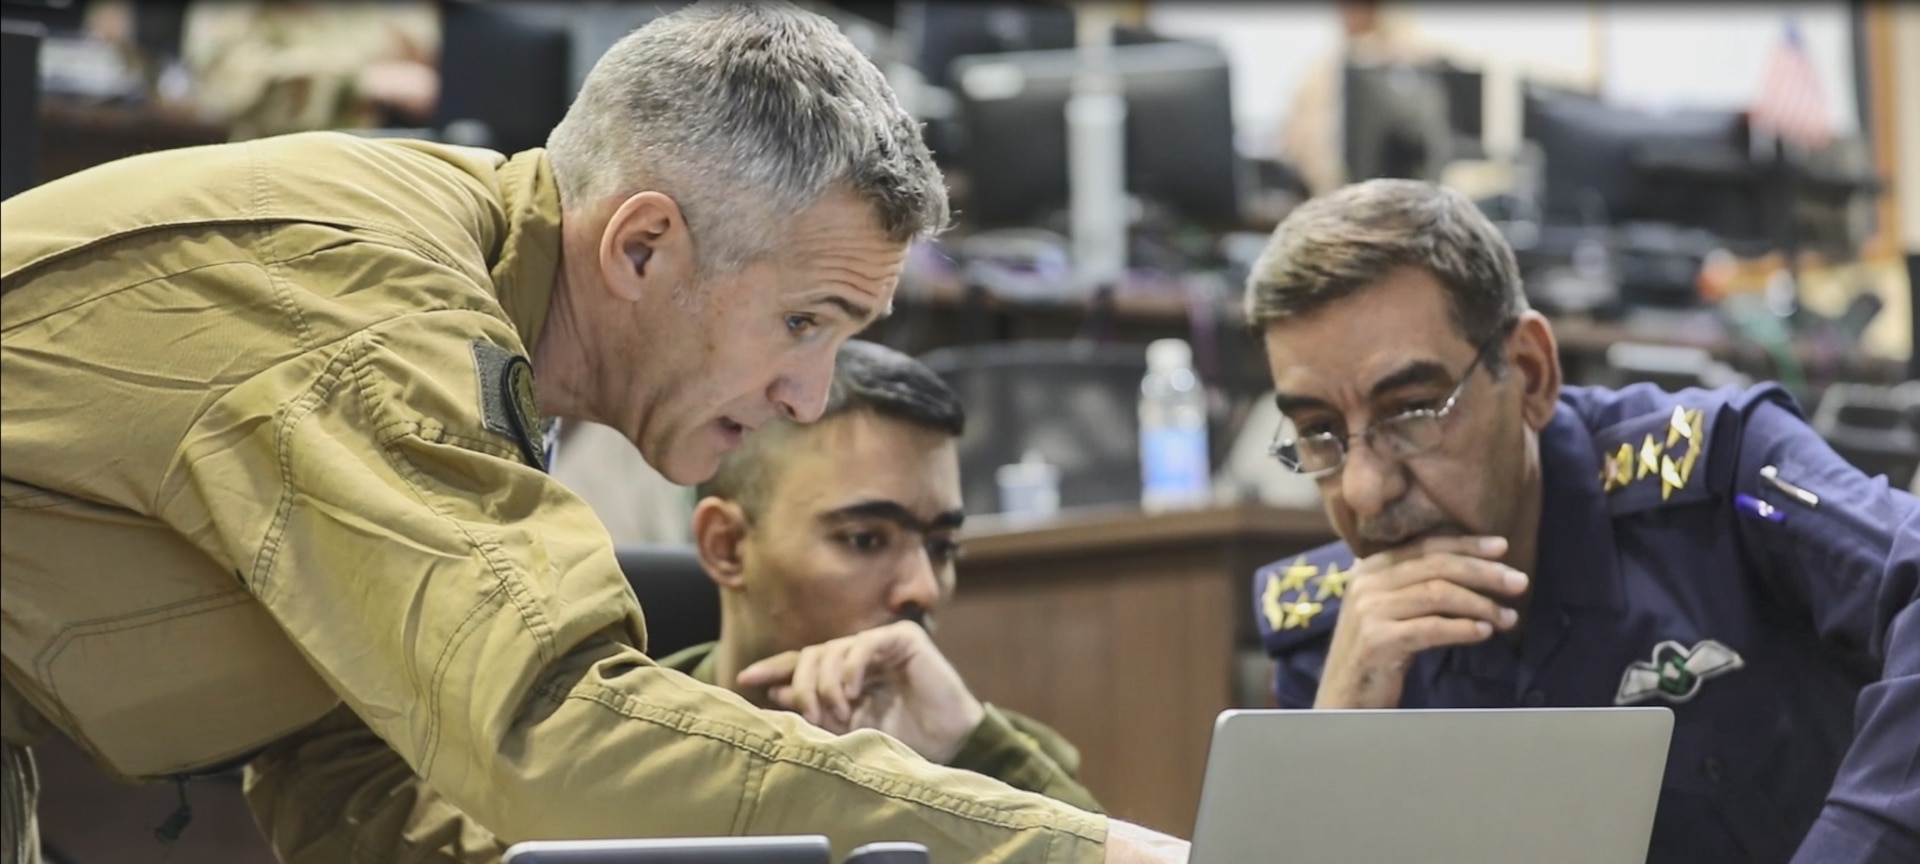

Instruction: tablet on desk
[503,836,833,864]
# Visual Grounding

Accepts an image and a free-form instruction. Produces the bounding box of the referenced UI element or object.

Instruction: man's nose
[770,350,836,424]
[888,545,943,615]
[1339,433,1408,519]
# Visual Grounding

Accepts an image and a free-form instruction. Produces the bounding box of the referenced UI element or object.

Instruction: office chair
[616,544,722,659]
[919,340,1149,515]
[1811,382,1920,491]
[2,20,42,200]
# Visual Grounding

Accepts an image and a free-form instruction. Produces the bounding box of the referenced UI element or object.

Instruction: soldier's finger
[735,650,801,688]
[840,631,889,709]
[813,639,857,727]
[788,646,826,727]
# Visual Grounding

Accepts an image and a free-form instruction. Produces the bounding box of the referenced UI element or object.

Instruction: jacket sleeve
[949,705,1102,813]
[1723,398,1920,864]
[163,296,1108,861]
[243,705,509,864]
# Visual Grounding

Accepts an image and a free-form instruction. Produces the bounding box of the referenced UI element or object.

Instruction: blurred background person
[181,0,439,139]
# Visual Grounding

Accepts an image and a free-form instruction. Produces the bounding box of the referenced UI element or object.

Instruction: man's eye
[1295,420,1339,439]
[926,538,962,564]
[842,530,886,551]
[784,314,817,335]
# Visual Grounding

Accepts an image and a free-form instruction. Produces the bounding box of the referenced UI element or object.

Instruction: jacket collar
[491,149,563,355]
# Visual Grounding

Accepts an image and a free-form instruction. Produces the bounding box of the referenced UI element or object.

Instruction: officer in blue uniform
[1243,179,1917,864]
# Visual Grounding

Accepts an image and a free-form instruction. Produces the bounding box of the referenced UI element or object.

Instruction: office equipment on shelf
[951,39,1241,230]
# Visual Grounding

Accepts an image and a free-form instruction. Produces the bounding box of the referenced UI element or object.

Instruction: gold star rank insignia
[1659,407,1706,499]
[1600,442,1634,492]
[1275,557,1317,595]
[1261,572,1287,631]
[1313,564,1350,601]
[1637,434,1663,480]
[1278,599,1323,629]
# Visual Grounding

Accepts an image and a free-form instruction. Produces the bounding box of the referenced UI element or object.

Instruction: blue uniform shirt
[1253,383,1919,864]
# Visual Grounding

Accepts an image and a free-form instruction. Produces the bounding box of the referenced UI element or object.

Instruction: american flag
[1749,19,1834,150]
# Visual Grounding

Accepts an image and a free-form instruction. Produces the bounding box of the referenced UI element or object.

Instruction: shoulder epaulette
[1252,542,1355,654]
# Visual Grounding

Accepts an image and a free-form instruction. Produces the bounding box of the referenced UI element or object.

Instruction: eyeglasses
[1268,327,1511,477]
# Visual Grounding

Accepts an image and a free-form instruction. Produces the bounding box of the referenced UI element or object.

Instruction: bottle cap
[1146,338,1191,371]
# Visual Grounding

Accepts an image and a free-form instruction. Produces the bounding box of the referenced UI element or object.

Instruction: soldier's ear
[692,496,751,590]
[598,190,693,304]
[1507,312,1561,431]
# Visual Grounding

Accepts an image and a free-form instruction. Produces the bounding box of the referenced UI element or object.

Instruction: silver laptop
[1190,708,1673,864]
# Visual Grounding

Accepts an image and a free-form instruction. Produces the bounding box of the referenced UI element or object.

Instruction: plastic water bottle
[1139,338,1211,512]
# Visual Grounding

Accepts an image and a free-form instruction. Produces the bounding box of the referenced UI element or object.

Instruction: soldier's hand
[737,620,985,764]
[1314,535,1528,710]
[1101,819,1190,864]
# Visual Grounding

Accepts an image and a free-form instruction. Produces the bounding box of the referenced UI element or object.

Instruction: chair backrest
[616,544,721,660]
[1811,382,1920,490]
[919,340,1148,515]
[1,21,42,200]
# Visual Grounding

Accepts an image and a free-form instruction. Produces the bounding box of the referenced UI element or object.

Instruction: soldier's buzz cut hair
[544,1,949,277]
[696,340,965,518]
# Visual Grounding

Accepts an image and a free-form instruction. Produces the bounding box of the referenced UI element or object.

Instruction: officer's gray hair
[544,1,949,275]
[1245,179,1528,370]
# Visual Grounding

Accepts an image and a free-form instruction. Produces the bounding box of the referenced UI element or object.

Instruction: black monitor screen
[953,40,1241,229]
[434,0,573,155]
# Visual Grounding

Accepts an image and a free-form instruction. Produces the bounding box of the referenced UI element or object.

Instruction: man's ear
[598,190,695,303]
[692,496,751,591]
[1506,311,1562,431]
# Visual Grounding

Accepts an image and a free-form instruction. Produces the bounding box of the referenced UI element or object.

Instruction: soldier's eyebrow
[819,499,966,533]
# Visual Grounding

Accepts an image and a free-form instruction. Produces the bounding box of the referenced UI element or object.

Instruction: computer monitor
[1522,83,1750,234]
[0,0,85,33]
[951,39,1241,229]
[901,0,1076,92]
[433,0,574,155]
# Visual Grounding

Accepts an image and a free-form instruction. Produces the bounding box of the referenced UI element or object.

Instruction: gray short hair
[545,1,949,273]
[1245,179,1527,367]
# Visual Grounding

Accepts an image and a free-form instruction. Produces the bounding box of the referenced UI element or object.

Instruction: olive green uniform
[658,643,1103,814]
[0,132,1106,864]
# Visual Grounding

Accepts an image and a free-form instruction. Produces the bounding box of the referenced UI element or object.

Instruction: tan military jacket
[0,132,1106,862]
[659,642,1103,814]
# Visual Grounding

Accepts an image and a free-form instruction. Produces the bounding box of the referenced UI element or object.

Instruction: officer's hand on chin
[738,620,984,763]
[1314,535,1529,709]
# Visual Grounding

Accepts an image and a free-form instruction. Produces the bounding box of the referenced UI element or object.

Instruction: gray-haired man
[0,3,1187,863]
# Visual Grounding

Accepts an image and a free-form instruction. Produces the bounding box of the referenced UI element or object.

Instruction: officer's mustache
[1354,499,1459,552]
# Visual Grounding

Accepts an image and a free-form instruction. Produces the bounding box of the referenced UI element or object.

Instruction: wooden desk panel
[940,504,1335,836]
